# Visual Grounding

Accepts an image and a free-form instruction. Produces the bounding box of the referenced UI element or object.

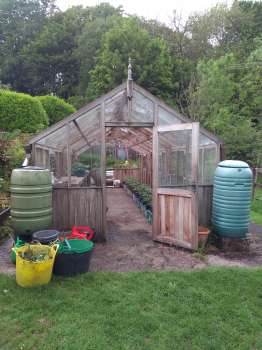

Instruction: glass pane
[131,90,153,123]
[198,148,216,184]
[105,90,154,123]
[34,145,69,186]
[34,146,50,169]
[198,132,217,184]
[71,146,101,187]
[50,150,68,185]
[37,125,68,150]
[199,133,215,147]
[158,106,182,126]
[158,129,192,186]
[70,106,102,187]
[105,91,127,122]
[35,104,103,187]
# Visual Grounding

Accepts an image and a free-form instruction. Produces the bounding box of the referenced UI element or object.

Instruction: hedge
[0,90,48,133]
[37,95,76,125]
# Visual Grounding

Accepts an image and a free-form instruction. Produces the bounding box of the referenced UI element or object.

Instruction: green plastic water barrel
[212,160,253,238]
[10,166,52,235]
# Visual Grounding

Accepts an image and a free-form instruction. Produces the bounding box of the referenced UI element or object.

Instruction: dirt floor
[0,187,262,275]
[90,188,262,271]
[90,188,206,272]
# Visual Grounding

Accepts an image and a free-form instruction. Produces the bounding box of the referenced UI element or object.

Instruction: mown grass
[251,187,262,225]
[0,268,261,350]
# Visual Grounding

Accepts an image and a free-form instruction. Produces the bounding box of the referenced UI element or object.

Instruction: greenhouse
[27,68,221,250]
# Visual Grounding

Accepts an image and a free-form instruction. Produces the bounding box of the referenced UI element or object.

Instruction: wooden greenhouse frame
[27,67,222,249]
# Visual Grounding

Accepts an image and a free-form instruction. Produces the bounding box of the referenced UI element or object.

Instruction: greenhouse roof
[28,81,221,156]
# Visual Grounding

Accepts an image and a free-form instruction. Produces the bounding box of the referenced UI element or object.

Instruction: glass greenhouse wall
[32,84,219,188]
[28,81,222,237]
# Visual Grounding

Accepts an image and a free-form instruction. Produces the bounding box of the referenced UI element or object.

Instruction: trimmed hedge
[37,95,76,125]
[0,90,48,133]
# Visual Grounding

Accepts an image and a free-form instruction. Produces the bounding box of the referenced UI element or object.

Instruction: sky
[56,0,233,25]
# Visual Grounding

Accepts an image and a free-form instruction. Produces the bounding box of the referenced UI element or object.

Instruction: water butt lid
[218,160,250,168]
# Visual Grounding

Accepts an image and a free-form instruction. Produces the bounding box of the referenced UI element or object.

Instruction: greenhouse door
[152,123,199,250]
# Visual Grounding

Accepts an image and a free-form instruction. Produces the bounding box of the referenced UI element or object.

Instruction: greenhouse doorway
[153,122,199,250]
[105,126,153,243]
[104,122,200,250]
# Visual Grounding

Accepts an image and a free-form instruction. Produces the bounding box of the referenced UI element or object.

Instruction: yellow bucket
[13,244,58,287]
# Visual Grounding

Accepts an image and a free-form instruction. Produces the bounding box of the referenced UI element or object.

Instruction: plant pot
[145,209,153,224]
[198,226,210,247]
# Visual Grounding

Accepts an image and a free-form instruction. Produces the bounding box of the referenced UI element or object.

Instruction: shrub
[37,95,76,125]
[68,95,88,109]
[0,90,48,133]
[0,132,26,193]
[6,139,25,170]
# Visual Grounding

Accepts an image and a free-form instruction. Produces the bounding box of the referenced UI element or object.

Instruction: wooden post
[192,122,199,187]
[152,102,158,239]
[66,123,71,187]
[66,123,71,228]
[101,101,106,241]
[31,143,36,165]
[192,122,199,248]
[220,143,225,161]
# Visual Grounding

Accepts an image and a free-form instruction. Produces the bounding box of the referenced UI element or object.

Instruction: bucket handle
[64,238,71,250]
[51,244,59,255]
[11,242,42,256]
[12,243,59,256]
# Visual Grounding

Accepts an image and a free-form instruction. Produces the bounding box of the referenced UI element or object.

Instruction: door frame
[103,121,199,250]
[152,122,199,249]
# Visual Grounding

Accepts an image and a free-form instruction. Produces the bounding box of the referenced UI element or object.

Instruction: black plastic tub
[32,230,60,244]
[53,239,94,277]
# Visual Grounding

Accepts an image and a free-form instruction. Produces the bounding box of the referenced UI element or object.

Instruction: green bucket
[10,237,26,264]
[54,239,94,276]
[58,238,94,254]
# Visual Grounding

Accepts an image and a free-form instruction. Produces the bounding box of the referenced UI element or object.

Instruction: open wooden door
[153,123,199,250]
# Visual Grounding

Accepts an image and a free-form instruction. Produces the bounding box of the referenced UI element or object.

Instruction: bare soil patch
[90,188,204,272]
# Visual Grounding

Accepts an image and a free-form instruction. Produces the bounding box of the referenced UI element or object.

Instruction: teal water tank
[10,167,52,235]
[212,160,253,238]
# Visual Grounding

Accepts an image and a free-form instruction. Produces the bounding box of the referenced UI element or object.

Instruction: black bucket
[53,239,94,277]
[32,230,60,244]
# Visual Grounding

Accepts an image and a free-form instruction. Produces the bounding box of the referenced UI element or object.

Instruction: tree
[76,4,123,94]
[189,53,261,165]
[86,18,174,102]
[239,39,262,129]
[135,15,195,111]
[189,54,239,129]
[0,0,57,91]
[223,0,262,58]
[17,6,89,98]
[186,4,229,60]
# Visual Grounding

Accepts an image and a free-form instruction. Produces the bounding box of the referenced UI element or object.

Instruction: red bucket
[64,226,94,241]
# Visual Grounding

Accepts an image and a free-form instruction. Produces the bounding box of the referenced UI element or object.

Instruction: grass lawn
[0,268,262,350]
[251,187,262,225]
